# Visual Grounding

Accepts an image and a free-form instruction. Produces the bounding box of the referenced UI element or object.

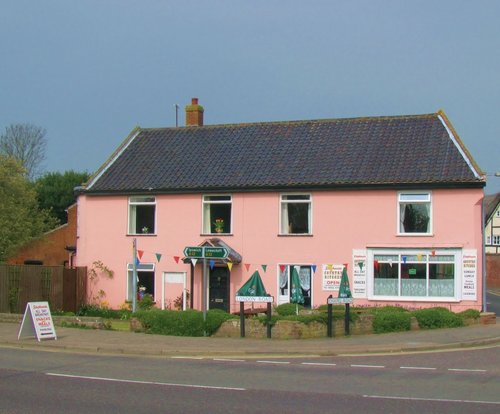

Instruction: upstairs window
[398,192,431,235]
[203,195,232,234]
[280,194,312,235]
[128,196,156,235]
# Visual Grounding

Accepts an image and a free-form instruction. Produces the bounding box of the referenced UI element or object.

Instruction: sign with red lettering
[18,302,57,342]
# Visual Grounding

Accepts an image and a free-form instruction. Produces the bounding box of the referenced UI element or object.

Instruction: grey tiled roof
[85,112,484,193]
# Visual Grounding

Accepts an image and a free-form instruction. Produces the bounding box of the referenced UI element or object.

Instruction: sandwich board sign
[18,302,57,341]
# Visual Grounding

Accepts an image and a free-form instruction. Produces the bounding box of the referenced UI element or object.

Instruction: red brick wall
[486,253,500,289]
[7,204,77,267]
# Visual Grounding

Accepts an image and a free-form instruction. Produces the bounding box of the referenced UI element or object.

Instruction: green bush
[458,309,480,320]
[372,311,412,334]
[369,306,409,314]
[275,303,304,316]
[77,304,130,320]
[134,309,237,336]
[137,294,155,311]
[412,307,463,329]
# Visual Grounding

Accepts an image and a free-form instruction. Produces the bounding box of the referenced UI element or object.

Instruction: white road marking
[301,362,337,366]
[448,368,487,372]
[170,356,203,360]
[213,358,245,362]
[351,364,385,368]
[257,360,290,364]
[364,394,500,405]
[400,366,436,370]
[46,373,245,391]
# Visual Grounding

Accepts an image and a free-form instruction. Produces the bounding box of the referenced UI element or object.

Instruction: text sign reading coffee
[183,246,228,259]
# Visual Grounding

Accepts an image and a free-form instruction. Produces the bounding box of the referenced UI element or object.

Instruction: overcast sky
[1,0,499,193]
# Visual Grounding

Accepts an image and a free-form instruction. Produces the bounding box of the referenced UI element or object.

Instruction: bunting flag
[191,258,198,267]
[374,260,379,270]
[311,264,317,273]
[137,250,144,260]
[327,264,333,271]
[279,264,286,273]
[173,256,180,264]
[402,256,407,264]
[417,254,422,262]
[156,253,162,262]
[135,257,140,266]
[227,262,233,271]
[343,263,348,269]
[244,263,251,272]
[209,260,215,270]
[358,261,364,271]
[431,250,436,256]
[261,264,267,272]
[389,259,393,267]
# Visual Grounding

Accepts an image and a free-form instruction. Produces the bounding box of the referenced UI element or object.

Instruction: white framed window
[202,195,232,234]
[278,264,313,308]
[493,235,500,246]
[280,194,312,235]
[128,196,156,235]
[127,263,155,301]
[486,236,491,244]
[369,249,458,300]
[398,192,432,235]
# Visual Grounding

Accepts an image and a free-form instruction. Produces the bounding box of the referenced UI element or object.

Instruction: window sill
[201,233,233,237]
[396,233,434,237]
[368,296,459,302]
[278,234,313,237]
[127,234,157,237]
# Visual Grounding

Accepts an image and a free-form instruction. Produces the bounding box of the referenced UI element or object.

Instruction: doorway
[209,267,230,312]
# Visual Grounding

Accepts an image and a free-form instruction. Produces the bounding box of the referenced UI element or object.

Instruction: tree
[0,156,57,262]
[0,123,47,180]
[34,170,90,224]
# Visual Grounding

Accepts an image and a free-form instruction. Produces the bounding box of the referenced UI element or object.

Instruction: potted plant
[214,218,224,233]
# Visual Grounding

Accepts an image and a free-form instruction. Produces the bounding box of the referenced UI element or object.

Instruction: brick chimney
[185,97,204,126]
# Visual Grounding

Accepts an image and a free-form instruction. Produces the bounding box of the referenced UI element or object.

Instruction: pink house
[75,99,486,313]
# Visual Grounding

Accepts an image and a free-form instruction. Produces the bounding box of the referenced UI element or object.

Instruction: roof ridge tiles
[139,112,438,132]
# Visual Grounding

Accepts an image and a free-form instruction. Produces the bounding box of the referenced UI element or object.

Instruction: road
[0,346,498,413]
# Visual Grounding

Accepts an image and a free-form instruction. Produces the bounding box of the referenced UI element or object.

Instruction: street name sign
[327,297,353,305]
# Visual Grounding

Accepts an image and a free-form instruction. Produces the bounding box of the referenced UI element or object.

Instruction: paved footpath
[0,320,499,358]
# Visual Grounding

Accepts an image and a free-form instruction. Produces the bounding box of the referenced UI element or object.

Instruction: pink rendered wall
[76,187,484,312]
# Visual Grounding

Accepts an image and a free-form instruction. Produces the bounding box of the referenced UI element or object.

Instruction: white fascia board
[86,129,141,190]
[438,114,482,180]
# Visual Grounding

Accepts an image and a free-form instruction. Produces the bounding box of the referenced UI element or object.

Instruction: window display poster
[322,264,343,291]
[352,250,367,298]
[462,250,477,300]
[18,302,57,341]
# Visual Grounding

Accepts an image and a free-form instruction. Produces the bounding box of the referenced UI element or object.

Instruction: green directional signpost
[183,245,229,333]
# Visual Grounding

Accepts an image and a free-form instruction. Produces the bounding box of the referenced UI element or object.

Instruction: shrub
[137,294,155,311]
[369,306,409,314]
[134,309,237,336]
[275,303,303,316]
[412,307,463,329]
[77,304,131,320]
[372,310,412,334]
[458,309,480,320]
[205,309,238,335]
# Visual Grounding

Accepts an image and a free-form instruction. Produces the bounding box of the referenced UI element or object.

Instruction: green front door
[209,267,230,312]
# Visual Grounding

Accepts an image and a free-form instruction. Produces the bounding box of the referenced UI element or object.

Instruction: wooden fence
[0,265,87,314]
